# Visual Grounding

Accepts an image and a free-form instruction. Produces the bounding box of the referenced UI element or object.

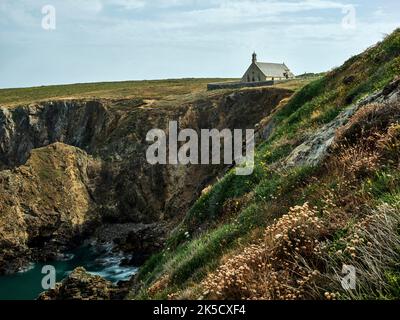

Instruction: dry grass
[378,123,400,164]
[199,200,400,301]
[202,203,325,300]
[0,77,314,109]
[196,99,400,301]
[163,104,400,301]
[330,144,381,180]
[328,102,400,179]
[310,203,400,300]
[334,102,400,148]
[0,78,234,108]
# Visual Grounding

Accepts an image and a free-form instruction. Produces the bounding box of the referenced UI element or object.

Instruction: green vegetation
[273,78,322,92]
[0,77,314,109]
[133,29,400,300]
[2,28,398,301]
[0,78,234,107]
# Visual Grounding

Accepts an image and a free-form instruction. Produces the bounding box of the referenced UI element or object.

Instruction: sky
[0,0,399,89]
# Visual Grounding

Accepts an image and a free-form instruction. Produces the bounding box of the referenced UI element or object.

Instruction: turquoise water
[0,244,137,300]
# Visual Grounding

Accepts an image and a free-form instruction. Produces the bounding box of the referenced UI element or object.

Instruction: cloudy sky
[0,0,399,88]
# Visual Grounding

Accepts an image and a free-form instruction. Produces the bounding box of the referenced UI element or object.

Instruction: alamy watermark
[41,265,56,290]
[41,5,56,30]
[341,264,356,290]
[146,121,255,176]
[342,5,357,30]
[39,3,355,31]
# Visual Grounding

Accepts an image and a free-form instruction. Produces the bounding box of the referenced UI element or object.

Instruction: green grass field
[0,78,236,107]
[0,78,315,108]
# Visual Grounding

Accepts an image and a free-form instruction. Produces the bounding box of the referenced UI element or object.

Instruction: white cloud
[107,0,146,10]
[1,0,399,88]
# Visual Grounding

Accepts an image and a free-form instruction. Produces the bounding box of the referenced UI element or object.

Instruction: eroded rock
[0,143,100,273]
[0,88,293,274]
[38,267,116,300]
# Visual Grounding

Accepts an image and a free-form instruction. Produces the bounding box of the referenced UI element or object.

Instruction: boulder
[38,267,115,300]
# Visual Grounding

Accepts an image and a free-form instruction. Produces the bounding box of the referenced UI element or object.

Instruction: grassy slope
[133,29,400,300]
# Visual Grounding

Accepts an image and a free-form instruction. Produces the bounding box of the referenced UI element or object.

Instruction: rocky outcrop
[93,222,168,265]
[0,87,293,273]
[38,267,117,300]
[283,78,400,168]
[0,100,117,168]
[0,143,100,273]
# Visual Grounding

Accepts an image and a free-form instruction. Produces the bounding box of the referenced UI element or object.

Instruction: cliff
[1,29,399,301]
[0,87,292,274]
[132,29,400,300]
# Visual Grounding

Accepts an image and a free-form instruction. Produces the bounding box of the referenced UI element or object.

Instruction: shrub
[378,123,400,163]
[335,102,400,147]
[202,203,326,300]
[313,203,400,300]
[329,101,400,179]
[331,144,381,180]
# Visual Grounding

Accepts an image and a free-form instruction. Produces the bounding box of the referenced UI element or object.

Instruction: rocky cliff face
[0,87,293,273]
[0,143,99,273]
